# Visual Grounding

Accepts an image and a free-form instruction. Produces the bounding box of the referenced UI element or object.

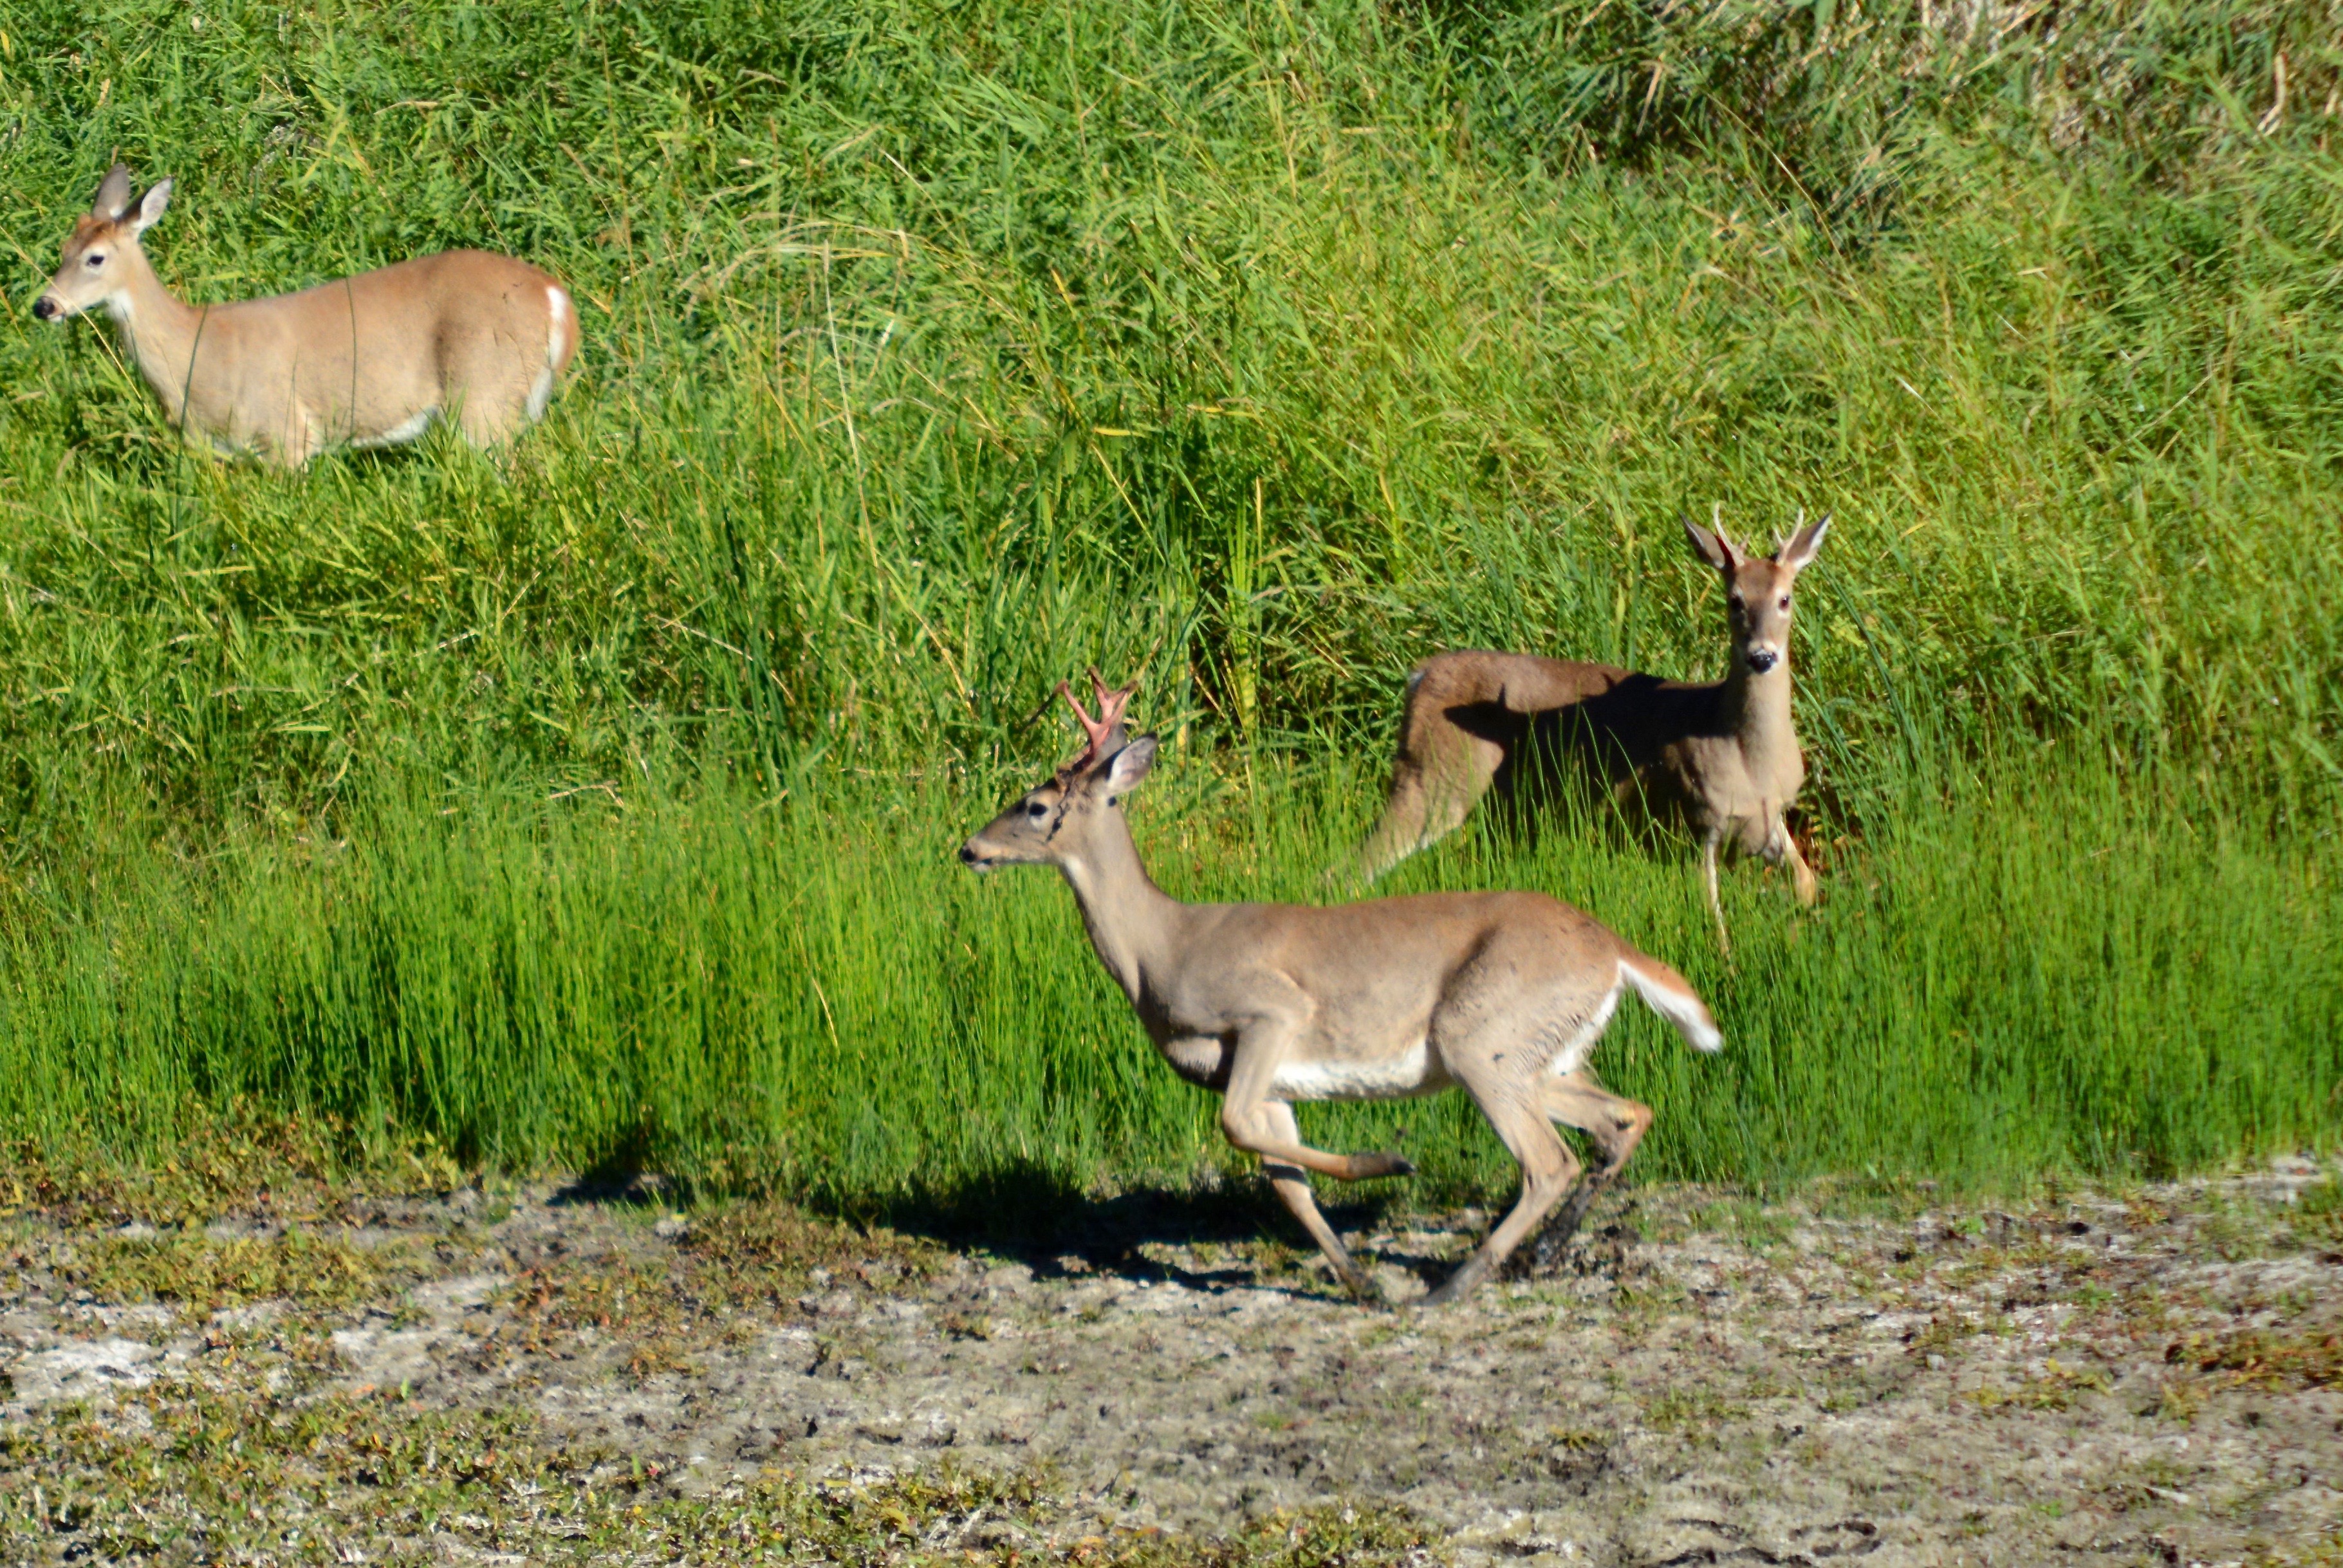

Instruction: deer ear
[131,178,172,235]
[1101,735,1158,797]
[1682,515,1736,572]
[93,164,133,221]
[1778,512,1831,575]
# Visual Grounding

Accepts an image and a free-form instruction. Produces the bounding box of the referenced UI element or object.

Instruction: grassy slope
[0,0,2335,1205]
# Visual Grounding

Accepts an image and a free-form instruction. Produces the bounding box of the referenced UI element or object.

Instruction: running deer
[1347,513,1830,952]
[32,165,578,465]
[959,672,1722,1305]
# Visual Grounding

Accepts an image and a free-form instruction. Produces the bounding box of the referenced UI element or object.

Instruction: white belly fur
[351,408,437,449]
[1272,1040,1450,1102]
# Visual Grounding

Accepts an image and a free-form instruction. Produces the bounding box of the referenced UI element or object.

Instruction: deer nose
[1746,647,1779,674]
[958,842,980,865]
[32,295,57,322]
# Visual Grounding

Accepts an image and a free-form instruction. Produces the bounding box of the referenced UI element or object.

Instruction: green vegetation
[5,1382,1440,1565]
[0,0,2335,1208]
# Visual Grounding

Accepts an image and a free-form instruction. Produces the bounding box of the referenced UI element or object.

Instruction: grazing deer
[32,165,578,465]
[1347,513,1831,952]
[959,672,1722,1305]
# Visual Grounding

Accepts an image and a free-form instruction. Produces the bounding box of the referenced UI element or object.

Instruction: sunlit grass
[3,746,2331,1217]
[0,0,2335,1205]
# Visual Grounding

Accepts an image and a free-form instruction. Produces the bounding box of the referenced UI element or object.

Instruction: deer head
[1683,510,1830,677]
[959,670,1156,871]
[33,164,173,324]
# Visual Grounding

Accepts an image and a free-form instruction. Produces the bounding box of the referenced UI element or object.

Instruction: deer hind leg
[450,373,528,448]
[287,410,326,468]
[1256,1103,1378,1301]
[1347,698,1506,886]
[1420,1080,1579,1307]
[1512,1070,1654,1277]
[445,332,539,448]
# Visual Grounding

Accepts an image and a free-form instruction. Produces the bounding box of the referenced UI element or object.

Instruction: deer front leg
[1257,1102,1379,1301]
[1777,828,1819,906]
[1702,827,1732,955]
[1216,1020,1414,1183]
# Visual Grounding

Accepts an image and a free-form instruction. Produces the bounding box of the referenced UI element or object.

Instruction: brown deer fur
[960,672,1723,1305]
[1347,515,1829,951]
[33,165,577,465]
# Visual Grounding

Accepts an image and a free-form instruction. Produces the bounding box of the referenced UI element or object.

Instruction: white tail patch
[528,286,571,421]
[1618,957,1723,1053]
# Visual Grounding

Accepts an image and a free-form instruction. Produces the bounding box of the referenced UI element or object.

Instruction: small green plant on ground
[0,1383,1436,1567]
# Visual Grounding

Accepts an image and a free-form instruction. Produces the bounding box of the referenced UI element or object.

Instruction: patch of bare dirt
[5,1163,2341,1566]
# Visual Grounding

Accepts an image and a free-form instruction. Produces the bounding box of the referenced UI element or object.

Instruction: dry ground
[3,1156,2340,1567]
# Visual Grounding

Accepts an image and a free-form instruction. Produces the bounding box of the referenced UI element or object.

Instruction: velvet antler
[1056,666,1139,777]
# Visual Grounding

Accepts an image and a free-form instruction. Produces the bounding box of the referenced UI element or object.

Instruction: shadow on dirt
[870,1163,1428,1282]
[545,1158,1448,1288]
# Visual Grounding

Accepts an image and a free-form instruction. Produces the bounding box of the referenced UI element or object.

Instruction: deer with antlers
[959,672,1722,1305]
[32,165,578,465]
[1346,513,1831,952]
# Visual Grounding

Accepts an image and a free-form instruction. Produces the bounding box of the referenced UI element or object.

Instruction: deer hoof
[1417,1270,1477,1309]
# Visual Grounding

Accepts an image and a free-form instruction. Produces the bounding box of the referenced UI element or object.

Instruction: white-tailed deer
[959,672,1722,1305]
[33,165,578,465]
[1347,513,1831,952]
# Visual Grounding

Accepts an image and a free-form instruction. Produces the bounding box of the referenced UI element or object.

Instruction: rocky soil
[4,1161,2340,1565]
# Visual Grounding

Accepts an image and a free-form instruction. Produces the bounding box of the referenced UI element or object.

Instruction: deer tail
[1616,951,1723,1053]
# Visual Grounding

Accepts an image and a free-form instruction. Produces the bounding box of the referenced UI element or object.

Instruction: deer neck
[1055,811,1184,1005]
[106,245,206,426]
[1723,657,1799,777]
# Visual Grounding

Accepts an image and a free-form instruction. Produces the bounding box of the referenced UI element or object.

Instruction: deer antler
[1057,667,1140,775]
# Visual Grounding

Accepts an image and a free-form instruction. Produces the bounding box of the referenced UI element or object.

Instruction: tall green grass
[0,0,2336,1203]
[2,748,2333,1211]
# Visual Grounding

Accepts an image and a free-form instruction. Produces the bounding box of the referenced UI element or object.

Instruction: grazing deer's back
[1402,651,1729,818]
[243,250,561,331]
[1408,650,1635,717]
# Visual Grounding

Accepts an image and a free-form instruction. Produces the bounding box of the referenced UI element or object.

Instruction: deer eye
[1777,595,1792,611]
[84,253,106,268]
[1025,800,1048,818]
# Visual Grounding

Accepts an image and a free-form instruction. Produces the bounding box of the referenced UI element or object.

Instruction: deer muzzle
[32,295,62,322]
[1745,647,1779,674]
